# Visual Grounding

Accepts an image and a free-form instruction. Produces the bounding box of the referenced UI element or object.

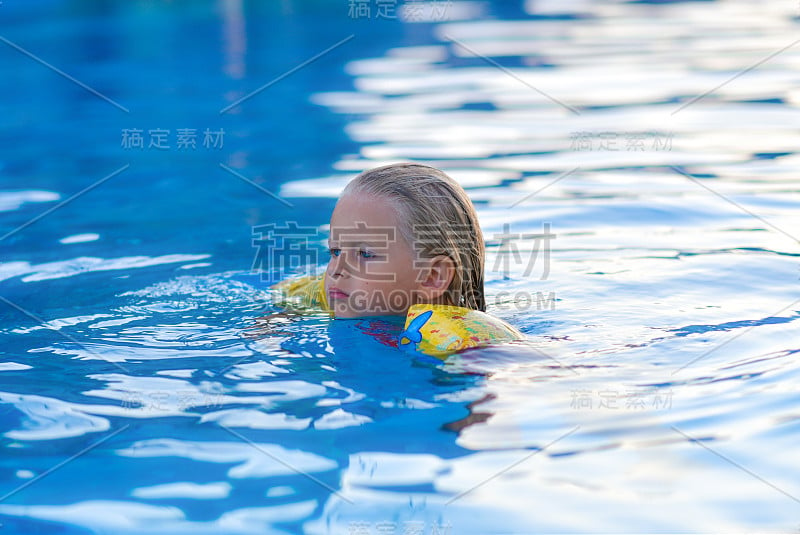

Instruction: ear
[418,255,456,302]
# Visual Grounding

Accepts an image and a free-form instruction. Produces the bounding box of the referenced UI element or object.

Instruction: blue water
[2,0,800,533]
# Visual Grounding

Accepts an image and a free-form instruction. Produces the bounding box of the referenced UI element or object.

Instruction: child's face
[325,192,423,318]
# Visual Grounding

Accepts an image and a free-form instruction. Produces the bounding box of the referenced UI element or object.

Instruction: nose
[327,250,349,279]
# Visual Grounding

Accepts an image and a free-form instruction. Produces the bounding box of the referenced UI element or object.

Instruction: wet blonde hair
[341,163,486,311]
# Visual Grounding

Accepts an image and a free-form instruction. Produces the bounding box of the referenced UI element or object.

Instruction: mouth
[327,287,349,300]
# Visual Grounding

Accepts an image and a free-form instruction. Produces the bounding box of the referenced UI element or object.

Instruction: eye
[359,249,377,259]
[329,248,341,257]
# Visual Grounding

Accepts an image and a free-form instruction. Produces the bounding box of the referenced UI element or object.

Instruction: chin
[331,305,358,319]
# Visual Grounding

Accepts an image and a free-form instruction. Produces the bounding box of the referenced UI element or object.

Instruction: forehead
[330,192,400,229]
[329,193,406,245]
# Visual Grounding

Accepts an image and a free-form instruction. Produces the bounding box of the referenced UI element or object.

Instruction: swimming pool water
[1,0,799,533]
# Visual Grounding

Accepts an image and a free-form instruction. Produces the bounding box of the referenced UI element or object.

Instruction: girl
[273,163,523,357]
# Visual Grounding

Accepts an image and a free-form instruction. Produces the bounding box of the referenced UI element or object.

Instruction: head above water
[325,162,486,317]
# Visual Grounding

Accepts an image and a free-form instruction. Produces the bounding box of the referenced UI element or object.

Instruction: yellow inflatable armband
[270,274,329,313]
[399,304,524,359]
[270,276,523,358]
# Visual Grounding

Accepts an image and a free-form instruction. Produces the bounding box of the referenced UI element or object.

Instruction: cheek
[395,265,418,286]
